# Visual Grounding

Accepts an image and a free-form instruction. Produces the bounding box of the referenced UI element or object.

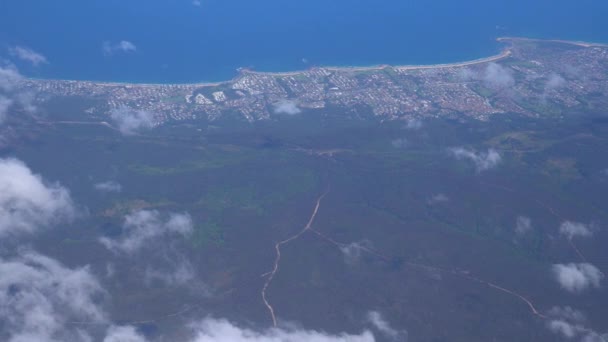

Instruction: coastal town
[20,38,608,125]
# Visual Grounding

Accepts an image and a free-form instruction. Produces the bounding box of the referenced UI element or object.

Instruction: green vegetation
[192,220,225,248]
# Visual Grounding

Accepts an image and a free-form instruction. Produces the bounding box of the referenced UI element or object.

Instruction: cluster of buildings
[20,38,608,125]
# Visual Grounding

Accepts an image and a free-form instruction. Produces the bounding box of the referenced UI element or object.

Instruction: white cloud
[404,118,422,130]
[0,247,386,342]
[103,40,137,56]
[0,95,13,123]
[515,216,532,235]
[273,99,301,115]
[559,221,593,239]
[549,319,583,339]
[144,257,196,287]
[0,63,37,123]
[483,63,515,89]
[0,63,23,92]
[0,158,75,237]
[460,63,515,89]
[339,241,370,265]
[109,106,155,135]
[187,318,375,342]
[103,325,147,342]
[366,311,406,341]
[552,263,604,293]
[9,46,48,67]
[428,193,449,204]
[100,210,193,254]
[94,181,122,193]
[548,306,586,323]
[545,73,566,91]
[449,147,502,171]
[546,306,606,342]
[0,251,106,342]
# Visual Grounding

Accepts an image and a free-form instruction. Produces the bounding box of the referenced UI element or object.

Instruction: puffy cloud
[0,63,23,92]
[548,306,586,323]
[0,63,36,123]
[109,106,155,135]
[0,158,75,237]
[546,306,606,342]
[8,46,48,67]
[366,311,406,341]
[100,210,193,254]
[559,221,593,239]
[460,63,515,89]
[103,325,147,342]
[187,317,375,342]
[448,147,502,171]
[273,100,301,115]
[94,181,122,193]
[552,263,604,293]
[482,63,515,89]
[515,216,532,235]
[0,251,106,342]
[545,73,566,91]
[103,40,137,56]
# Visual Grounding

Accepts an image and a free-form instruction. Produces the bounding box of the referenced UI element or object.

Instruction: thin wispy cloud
[404,118,422,130]
[103,40,137,56]
[339,241,372,265]
[273,99,301,115]
[0,158,75,237]
[449,147,502,171]
[391,138,408,149]
[367,311,407,341]
[552,263,604,293]
[9,46,48,66]
[428,193,449,205]
[94,180,122,193]
[109,106,155,135]
[515,216,532,236]
[192,0,202,6]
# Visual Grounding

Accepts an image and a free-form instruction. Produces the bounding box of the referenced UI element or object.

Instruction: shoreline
[25,37,603,88]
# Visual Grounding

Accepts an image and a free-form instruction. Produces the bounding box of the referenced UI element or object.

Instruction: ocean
[1,0,607,83]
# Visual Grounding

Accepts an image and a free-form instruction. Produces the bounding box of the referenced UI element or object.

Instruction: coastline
[25,37,602,88]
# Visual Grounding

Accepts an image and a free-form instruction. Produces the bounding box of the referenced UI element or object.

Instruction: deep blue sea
[1,0,607,83]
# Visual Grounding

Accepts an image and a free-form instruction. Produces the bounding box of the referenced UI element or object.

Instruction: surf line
[261,189,330,327]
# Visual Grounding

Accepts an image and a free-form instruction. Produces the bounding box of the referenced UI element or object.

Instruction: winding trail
[261,190,330,327]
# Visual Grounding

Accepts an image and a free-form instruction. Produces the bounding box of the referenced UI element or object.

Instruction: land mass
[19,37,608,125]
